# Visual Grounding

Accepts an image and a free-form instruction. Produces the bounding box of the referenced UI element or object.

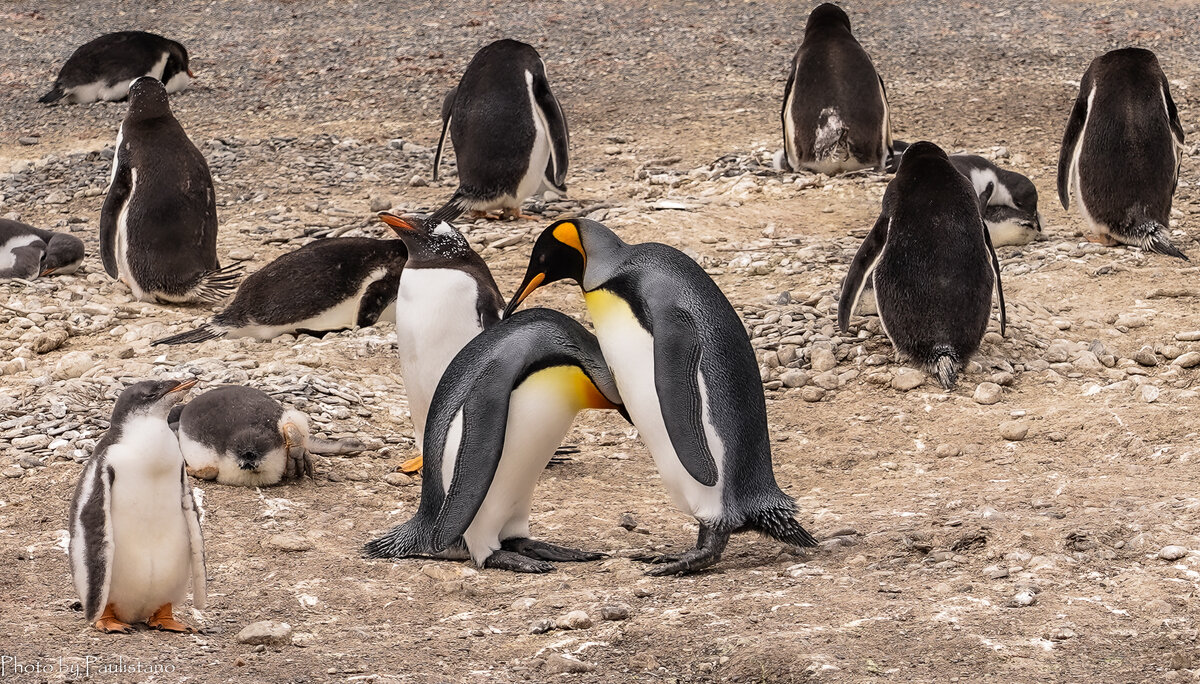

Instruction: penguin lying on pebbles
[1058,48,1188,259]
[152,237,407,345]
[40,31,193,105]
[507,219,818,575]
[0,219,84,279]
[949,154,1043,246]
[68,378,206,633]
[433,39,569,220]
[365,308,625,572]
[172,385,366,487]
[778,3,893,174]
[838,141,1006,389]
[101,77,238,304]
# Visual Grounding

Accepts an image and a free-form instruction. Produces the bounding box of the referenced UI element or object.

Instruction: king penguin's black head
[112,378,197,422]
[504,219,588,318]
[40,233,85,276]
[807,3,852,33]
[127,77,172,122]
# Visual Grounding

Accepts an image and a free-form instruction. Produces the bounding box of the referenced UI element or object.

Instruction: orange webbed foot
[95,604,134,633]
[147,604,195,633]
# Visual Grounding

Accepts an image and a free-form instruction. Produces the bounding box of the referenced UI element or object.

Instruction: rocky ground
[3,0,1200,682]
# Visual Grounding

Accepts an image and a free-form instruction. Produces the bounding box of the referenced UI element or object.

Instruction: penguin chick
[68,378,205,633]
[364,308,624,572]
[174,385,365,487]
[0,219,85,279]
[949,154,1044,247]
[40,31,193,105]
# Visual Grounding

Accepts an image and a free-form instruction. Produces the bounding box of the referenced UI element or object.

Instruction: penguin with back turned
[507,219,817,575]
[432,39,569,220]
[40,31,193,105]
[152,237,406,344]
[838,141,1006,389]
[68,378,205,633]
[779,3,893,174]
[365,308,625,572]
[101,77,238,303]
[0,219,85,279]
[1058,48,1187,259]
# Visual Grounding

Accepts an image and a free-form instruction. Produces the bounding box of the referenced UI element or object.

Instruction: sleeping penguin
[0,219,85,279]
[432,39,569,221]
[364,308,624,572]
[40,31,192,105]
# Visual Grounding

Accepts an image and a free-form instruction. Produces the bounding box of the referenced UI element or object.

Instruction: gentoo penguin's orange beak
[39,267,56,277]
[187,68,195,78]
[169,378,198,393]
[378,212,420,234]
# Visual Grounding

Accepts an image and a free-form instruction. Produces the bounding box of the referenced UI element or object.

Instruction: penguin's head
[377,212,472,265]
[505,219,589,317]
[166,39,194,79]
[1003,175,1042,232]
[39,233,85,276]
[113,378,197,421]
[126,77,172,121]
[229,428,276,471]
[807,3,852,33]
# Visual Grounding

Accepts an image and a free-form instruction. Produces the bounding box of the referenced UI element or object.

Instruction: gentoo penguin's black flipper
[179,464,207,610]
[533,68,570,190]
[978,183,1007,336]
[1056,87,1089,210]
[432,86,456,182]
[1163,75,1185,193]
[69,456,115,623]
[356,276,402,327]
[99,156,132,279]
[651,307,719,487]
[837,211,889,331]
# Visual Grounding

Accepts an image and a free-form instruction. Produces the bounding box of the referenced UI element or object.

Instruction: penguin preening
[152,237,406,345]
[101,77,238,303]
[506,219,817,575]
[376,212,504,473]
[172,385,365,487]
[365,308,625,572]
[779,3,893,174]
[432,39,569,220]
[40,31,192,105]
[68,378,205,633]
[0,219,85,279]
[838,141,1006,389]
[1058,48,1188,260]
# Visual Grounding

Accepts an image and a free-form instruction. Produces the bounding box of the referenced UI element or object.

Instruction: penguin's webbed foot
[635,524,729,576]
[95,604,135,634]
[499,206,539,221]
[148,604,195,633]
[281,423,314,481]
[483,550,555,573]
[398,455,423,474]
[186,465,219,481]
[501,537,606,563]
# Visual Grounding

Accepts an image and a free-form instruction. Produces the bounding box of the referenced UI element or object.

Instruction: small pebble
[236,621,293,646]
[973,382,1002,405]
[1159,545,1188,561]
[999,420,1029,441]
[599,604,631,621]
[891,368,924,391]
[555,610,593,630]
[544,654,595,674]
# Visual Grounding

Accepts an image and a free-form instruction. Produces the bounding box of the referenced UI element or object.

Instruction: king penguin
[152,237,407,344]
[365,308,625,572]
[779,3,893,174]
[506,219,818,575]
[68,378,206,633]
[1058,48,1188,259]
[0,219,84,279]
[40,31,192,105]
[173,385,365,487]
[101,77,238,304]
[432,39,569,220]
[376,212,504,472]
[838,141,1006,389]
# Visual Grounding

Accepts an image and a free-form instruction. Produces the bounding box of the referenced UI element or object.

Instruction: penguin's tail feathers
[1132,221,1189,261]
[929,346,960,390]
[152,324,224,346]
[39,86,65,104]
[363,520,433,560]
[428,191,468,226]
[193,264,243,303]
[748,496,818,548]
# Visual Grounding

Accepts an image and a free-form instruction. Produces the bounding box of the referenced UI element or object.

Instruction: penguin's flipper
[653,307,719,487]
[1,243,46,279]
[356,276,401,327]
[167,405,184,433]
[838,212,890,332]
[99,158,133,279]
[179,465,207,609]
[533,73,569,190]
[1162,76,1185,193]
[431,86,456,182]
[779,63,796,172]
[980,205,1007,336]
[1057,86,1090,210]
[70,456,115,623]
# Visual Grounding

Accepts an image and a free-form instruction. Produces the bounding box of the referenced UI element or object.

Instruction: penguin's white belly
[514,70,553,206]
[179,431,286,487]
[394,268,488,450]
[70,52,170,104]
[0,234,41,271]
[163,71,191,95]
[104,418,193,623]
[458,372,580,564]
[114,168,147,301]
[584,290,725,521]
[231,267,388,340]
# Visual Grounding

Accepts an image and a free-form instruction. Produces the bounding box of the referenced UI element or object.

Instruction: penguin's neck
[579,229,628,292]
[107,414,183,474]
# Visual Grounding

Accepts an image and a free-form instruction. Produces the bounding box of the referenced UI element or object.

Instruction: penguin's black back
[448,40,545,198]
[52,31,188,90]
[214,237,407,328]
[179,386,284,453]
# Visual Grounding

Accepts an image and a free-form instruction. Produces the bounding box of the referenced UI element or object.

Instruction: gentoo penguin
[838,141,1006,389]
[432,39,569,220]
[948,154,1044,246]
[101,77,238,303]
[0,219,85,279]
[365,308,624,572]
[506,219,818,575]
[40,31,192,105]
[152,237,407,344]
[172,385,365,487]
[778,3,893,174]
[68,378,206,633]
[377,212,504,472]
[1058,48,1188,259]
